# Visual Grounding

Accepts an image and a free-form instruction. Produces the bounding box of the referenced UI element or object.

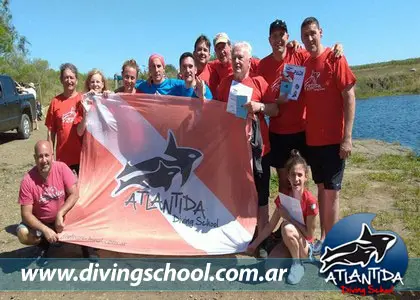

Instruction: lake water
[353,94,420,154]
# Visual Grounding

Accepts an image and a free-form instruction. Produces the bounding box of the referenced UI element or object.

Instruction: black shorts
[269,131,308,169]
[253,154,270,207]
[307,144,345,190]
[69,164,80,176]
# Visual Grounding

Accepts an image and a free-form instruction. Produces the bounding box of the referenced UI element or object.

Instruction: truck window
[0,84,2,98]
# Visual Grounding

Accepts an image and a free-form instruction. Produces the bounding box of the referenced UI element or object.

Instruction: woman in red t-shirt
[247,149,319,285]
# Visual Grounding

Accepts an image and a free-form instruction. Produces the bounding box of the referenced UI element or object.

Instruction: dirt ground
[0,124,416,299]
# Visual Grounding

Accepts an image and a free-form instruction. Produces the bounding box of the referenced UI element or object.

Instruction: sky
[10,0,420,78]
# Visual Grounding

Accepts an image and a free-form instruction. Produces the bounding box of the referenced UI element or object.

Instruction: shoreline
[356,93,420,100]
[352,139,417,157]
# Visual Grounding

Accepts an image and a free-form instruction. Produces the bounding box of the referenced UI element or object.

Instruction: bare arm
[305,215,317,240]
[248,209,281,252]
[284,213,309,238]
[47,130,56,150]
[77,116,87,136]
[77,97,91,136]
[243,101,279,117]
[340,85,356,159]
[21,205,58,243]
[55,183,79,233]
[262,103,279,117]
[276,203,310,237]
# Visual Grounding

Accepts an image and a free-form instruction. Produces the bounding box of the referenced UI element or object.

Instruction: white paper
[227,81,253,115]
[279,193,305,225]
[282,64,306,101]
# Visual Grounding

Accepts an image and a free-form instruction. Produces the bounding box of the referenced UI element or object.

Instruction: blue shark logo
[320,223,397,272]
[319,213,408,296]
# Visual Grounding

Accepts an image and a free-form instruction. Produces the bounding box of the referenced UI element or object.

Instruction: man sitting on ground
[16,140,79,260]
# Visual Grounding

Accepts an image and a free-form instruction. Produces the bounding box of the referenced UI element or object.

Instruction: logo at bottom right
[319,213,408,296]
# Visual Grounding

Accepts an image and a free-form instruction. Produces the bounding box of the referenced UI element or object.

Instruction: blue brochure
[236,95,248,119]
[280,80,292,97]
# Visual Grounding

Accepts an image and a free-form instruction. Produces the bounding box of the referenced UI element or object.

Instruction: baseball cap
[213,32,230,46]
[269,19,288,35]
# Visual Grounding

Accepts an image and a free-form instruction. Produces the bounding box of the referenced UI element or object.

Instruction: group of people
[16,17,356,284]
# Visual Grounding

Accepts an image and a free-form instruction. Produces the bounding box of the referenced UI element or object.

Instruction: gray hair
[232,41,252,57]
[60,63,79,80]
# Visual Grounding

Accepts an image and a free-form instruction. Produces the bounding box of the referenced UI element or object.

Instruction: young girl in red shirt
[247,149,319,284]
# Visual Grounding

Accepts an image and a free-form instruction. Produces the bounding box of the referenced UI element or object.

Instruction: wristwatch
[259,103,265,113]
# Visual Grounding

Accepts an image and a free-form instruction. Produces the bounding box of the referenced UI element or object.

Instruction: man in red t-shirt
[300,17,356,243]
[258,20,309,195]
[45,63,83,175]
[16,141,78,260]
[193,35,218,96]
[210,33,260,98]
[217,41,278,258]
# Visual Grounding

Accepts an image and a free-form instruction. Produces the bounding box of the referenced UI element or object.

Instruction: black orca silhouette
[320,244,377,273]
[117,131,202,186]
[113,161,181,194]
[358,224,396,262]
[320,223,397,273]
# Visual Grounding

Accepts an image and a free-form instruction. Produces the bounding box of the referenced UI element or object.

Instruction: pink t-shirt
[18,161,76,223]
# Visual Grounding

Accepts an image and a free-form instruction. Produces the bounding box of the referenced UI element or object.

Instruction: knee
[17,226,40,245]
[17,226,30,245]
[281,223,299,241]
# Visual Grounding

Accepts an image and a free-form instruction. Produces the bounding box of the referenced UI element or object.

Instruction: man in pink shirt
[16,140,79,260]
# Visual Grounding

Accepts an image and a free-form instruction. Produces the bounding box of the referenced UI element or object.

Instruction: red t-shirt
[216,74,273,156]
[302,48,356,146]
[18,161,76,223]
[274,189,319,242]
[197,63,212,86]
[45,93,83,166]
[210,58,260,100]
[258,49,310,134]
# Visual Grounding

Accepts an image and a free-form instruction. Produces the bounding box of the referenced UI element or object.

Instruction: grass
[351,57,420,99]
[348,152,420,256]
[341,176,368,199]
[367,172,405,182]
[347,152,369,165]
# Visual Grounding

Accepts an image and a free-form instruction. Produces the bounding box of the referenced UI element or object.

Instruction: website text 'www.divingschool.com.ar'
[20,261,290,288]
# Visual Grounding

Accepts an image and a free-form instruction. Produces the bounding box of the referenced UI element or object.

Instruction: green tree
[0,0,29,56]
[165,64,178,79]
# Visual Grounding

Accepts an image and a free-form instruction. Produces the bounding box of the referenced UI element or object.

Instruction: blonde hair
[84,69,108,92]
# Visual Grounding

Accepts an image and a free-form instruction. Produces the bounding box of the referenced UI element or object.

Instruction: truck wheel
[17,114,31,139]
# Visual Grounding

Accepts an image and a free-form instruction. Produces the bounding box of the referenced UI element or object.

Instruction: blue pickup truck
[0,75,36,139]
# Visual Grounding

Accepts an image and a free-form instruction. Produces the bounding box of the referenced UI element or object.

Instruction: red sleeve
[60,162,77,190]
[334,55,356,91]
[18,175,34,206]
[255,76,275,104]
[45,98,56,132]
[304,190,319,217]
